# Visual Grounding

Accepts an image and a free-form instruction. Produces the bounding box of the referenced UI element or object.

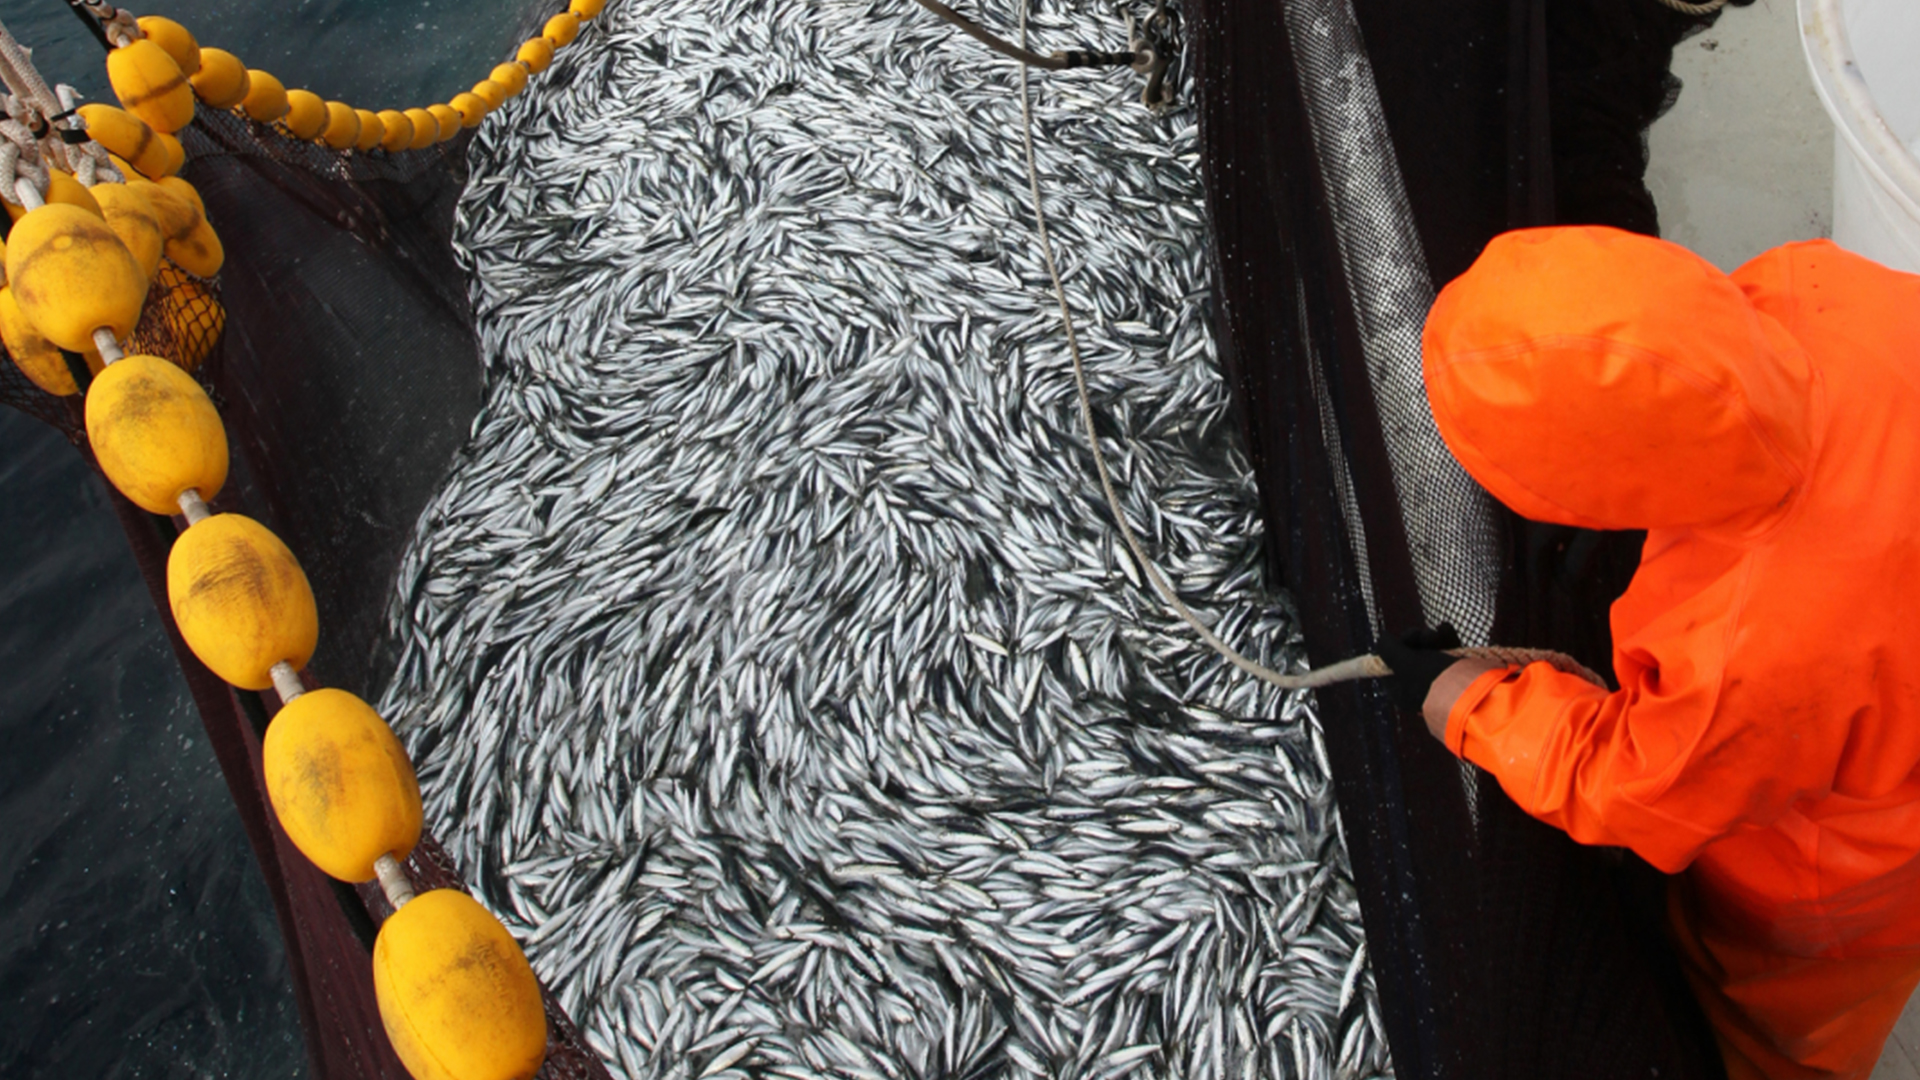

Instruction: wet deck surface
[1877,1001,1920,1080]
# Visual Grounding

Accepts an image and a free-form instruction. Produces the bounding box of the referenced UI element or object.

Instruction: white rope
[176,487,212,523]
[0,20,74,172]
[374,853,416,910]
[270,661,307,704]
[1012,3,1608,693]
[1014,3,1366,692]
[92,326,124,363]
[1650,0,1730,15]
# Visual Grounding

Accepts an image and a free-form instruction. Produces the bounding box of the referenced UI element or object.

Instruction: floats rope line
[0,12,562,1078]
[1010,3,1605,692]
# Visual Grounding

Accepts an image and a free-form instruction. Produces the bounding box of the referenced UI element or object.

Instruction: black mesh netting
[1191,0,1744,1077]
[1,0,1753,1076]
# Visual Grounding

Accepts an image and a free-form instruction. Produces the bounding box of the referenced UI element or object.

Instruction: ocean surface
[0,2,526,1076]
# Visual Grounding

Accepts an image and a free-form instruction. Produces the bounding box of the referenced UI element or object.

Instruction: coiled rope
[1008,3,1605,692]
[1651,0,1731,17]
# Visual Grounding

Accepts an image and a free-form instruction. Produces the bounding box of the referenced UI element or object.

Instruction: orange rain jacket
[1422,227,1920,1080]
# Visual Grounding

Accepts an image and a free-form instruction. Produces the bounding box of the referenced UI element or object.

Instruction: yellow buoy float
[321,101,360,149]
[91,183,165,279]
[84,354,229,515]
[8,170,104,222]
[190,47,250,109]
[373,890,548,1080]
[283,89,328,140]
[352,108,385,152]
[153,130,186,177]
[543,13,581,48]
[426,104,463,143]
[135,16,201,76]
[469,79,506,110]
[376,109,413,152]
[570,0,606,20]
[516,37,555,74]
[134,177,224,279]
[108,38,194,134]
[167,513,318,690]
[263,688,423,883]
[158,176,206,218]
[241,70,291,122]
[489,62,528,98]
[403,108,441,150]
[5,203,148,352]
[128,177,194,237]
[167,216,225,279]
[0,286,94,396]
[77,104,172,181]
[449,92,489,129]
[149,266,226,372]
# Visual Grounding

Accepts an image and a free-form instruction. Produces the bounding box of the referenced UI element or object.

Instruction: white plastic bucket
[1800,0,1920,273]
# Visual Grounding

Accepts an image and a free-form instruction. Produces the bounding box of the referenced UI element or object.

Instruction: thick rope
[1014,3,1605,693]
[1650,0,1730,16]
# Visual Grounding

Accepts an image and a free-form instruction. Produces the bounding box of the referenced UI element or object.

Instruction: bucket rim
[1800,0,1920,226]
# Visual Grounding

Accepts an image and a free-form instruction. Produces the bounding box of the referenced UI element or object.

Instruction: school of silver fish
[376,0,1393,1077]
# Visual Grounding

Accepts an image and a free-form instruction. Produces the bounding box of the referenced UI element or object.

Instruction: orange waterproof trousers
[1422,228,1920,1079]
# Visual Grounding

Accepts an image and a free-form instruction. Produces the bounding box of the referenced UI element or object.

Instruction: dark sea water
[0,2,526,1075]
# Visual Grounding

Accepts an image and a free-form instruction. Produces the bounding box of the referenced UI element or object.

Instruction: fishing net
[1193,0,1740,1076]
[0,0,1751,1076]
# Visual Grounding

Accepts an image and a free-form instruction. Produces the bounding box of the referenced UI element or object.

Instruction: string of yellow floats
[0,4,611,1078]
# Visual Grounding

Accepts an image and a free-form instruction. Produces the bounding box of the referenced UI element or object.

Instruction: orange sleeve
[1444,661,1729,873]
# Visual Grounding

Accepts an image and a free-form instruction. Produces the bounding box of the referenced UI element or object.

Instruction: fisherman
[1379,226,1920,1080]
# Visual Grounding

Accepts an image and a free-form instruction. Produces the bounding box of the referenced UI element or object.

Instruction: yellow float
[353,108,385,152]
[403,108,440,150]
[283,89,328,139]
[190,47,250,108]
[91,182,165,279]
[109,38,193,133]
[128,177,194,238]
[5,203,148,352]
[321,101,360,149]
[241,70,290,122]
[516,37,555,74]
[8,170,103,222]
[426,104,463,143]
[0,286,98,396]
[135,16,200,76]
[166,215,225,280]
[373,890,547,1080]
[489,62,527,97]
[543,13,580,48]
[84,354,228,515]
[570,0,606,19]
[469,79,506,110]
[167,513,319,690]
[158,176,205,217]
[77,104,171,180]
[449,92,489,128]
[153,130,186,176]
[263,688,423,883]
[376,109,413,152]
[149,266,225,372]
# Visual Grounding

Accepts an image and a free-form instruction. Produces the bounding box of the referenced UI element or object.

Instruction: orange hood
[1422,227,1814,533]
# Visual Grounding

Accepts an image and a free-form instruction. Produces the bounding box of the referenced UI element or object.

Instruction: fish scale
[378,0,1390,1077]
